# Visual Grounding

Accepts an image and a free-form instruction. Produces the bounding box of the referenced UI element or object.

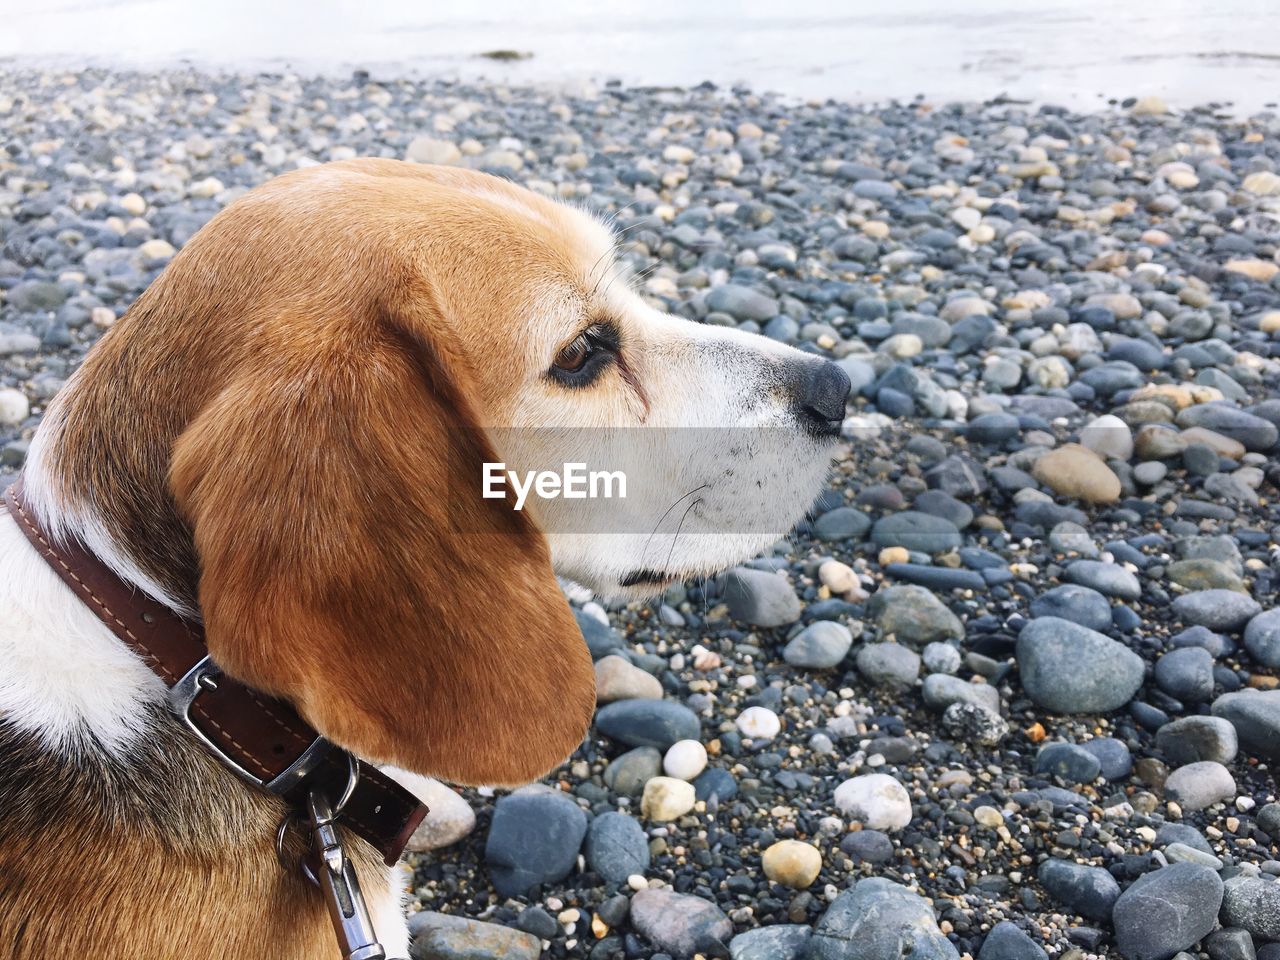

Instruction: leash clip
[305,775,390,960]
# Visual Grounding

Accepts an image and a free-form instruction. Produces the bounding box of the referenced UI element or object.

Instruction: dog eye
[548,323,618,387]
[554,333,594,373]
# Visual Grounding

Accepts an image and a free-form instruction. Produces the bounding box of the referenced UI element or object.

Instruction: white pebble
[662,740,707,781]
[735,706,781,741]
[0,388,29,427]
[833,773,913,831]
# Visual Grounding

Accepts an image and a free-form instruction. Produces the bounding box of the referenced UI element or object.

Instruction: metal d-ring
[274,752,359,874]
[332,752,360,817]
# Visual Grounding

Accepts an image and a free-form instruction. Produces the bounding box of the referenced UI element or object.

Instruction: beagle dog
[0,159,850,958]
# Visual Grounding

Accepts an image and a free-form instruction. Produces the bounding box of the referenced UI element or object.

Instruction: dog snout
[790,359,851,437]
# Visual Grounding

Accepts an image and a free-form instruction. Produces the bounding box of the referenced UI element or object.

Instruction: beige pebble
[1031,443,1120,503]
[595,655,663,704]
[1226,259,1279,282]
[761,840,823,889]
[641,777,696,821]
[878,546,910,566]
[818,559,857,593]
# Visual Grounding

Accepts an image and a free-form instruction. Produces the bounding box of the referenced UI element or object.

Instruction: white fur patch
[0,511,165,754]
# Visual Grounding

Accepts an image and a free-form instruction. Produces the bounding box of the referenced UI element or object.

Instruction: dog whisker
[639,483,710,573]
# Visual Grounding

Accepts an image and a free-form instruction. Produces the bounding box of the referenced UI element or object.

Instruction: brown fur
[0,714,371,959]
[6,160,604,956]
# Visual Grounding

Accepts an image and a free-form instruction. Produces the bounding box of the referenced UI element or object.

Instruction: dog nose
[792,360,851,436]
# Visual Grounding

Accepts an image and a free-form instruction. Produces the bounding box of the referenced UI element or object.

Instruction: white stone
[0,387,30,427]
[1080,414,1134,461]
[188,176,224,199]
[403,778,477,851]
[818,559,858,594]
[641,776,696,821]
[833,773,913,831]
[735,706,781,741]
[663,740,708,781]
[119,192,147,216]
[881,333,922,359]
[1243,171,1280,197]
[405,135,462,165]
[138,239,176,260]
[950,207,981,231]
[1028,355,1072,389]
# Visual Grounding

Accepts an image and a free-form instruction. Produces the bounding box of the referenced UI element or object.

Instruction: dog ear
[169,320,595,786]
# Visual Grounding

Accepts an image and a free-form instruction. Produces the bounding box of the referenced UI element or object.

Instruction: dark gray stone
[1155,646,1215,703]
[584,812,650,885]
[484,789,588,898]
[978,922,1048,960]
[1221,875,1280,941]
[595,699,701,749]
[870,511,963,554]
[1030,584,1112,632]
[1212,690,1280,760]
[1037,858,1120,920]
[806,878,959,960]
[1017,617,1145,713]
[630,888,733,958]
[1112,862,1224,960]
[1157,715,1239,766]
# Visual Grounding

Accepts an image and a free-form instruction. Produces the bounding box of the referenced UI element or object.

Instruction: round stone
[1221,875,1280,941]
[1172,590,1262,632]
[584,812,650,885]
[1017,617,1145,713]
[1037,858,1121,921]
[855,642,922,688]
[1245,608,1280,667]
[404,778,477,852]
[869,584,964,646]
[1080,414,1134,460]
[630,888,732,957]
[783,621,854,669]
[483,788,588,898]
[1165,760,1235,811]
[833,773,912,831]
[662,740,708,781]
[0,388,30,427]
[1154,646,1214,703]
[762,840,823,889]
[1112,863,1224,960]
[922,641,962,675]
[594,655,664,703]
[1031,444,1121,503]
[1029,584,1112,632]
[735,705,781,741]
[595,699,701,749]
[1156,715,1238,766]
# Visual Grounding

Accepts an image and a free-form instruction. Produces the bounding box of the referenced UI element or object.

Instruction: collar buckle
[169,655,334,794]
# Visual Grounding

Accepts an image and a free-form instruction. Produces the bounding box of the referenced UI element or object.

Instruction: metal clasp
[168,655,334,794]
[305,780,389,960]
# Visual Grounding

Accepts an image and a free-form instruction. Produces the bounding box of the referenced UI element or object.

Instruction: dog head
[31,160,849,784]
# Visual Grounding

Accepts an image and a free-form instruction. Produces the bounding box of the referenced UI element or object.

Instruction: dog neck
[21,361,202,620]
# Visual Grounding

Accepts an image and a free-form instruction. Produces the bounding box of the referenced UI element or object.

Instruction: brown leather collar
[3,478,426,866]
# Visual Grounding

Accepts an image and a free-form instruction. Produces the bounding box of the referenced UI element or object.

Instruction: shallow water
[2,0,1279,112]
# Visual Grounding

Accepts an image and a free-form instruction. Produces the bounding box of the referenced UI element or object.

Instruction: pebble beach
[5,67,1280,960]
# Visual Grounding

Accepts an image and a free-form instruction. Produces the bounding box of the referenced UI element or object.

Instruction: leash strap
[3,478,426,866]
